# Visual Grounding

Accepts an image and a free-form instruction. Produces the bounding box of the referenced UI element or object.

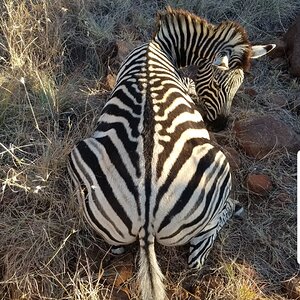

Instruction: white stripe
[153,87,189,105]
[166,111,203,134]
[96,114,138,142]
[155,128,210,184]
[154,96,192,120]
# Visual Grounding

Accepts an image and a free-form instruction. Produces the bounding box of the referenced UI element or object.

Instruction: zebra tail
[138,238,166,300]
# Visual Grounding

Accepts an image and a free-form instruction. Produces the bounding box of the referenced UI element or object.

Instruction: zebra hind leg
[188,198,244,269]
[188,222,218,269]
[231,198,245,220]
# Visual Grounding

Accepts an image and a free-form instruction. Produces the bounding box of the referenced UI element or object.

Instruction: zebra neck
[153,7,250,69]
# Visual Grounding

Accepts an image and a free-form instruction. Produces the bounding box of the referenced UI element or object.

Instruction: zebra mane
[155,6,251,71]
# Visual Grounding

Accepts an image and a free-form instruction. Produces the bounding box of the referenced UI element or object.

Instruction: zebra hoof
[188,260,203,269]
[111,245,125,255]
[233,204,245,220]
[188,255,203,269]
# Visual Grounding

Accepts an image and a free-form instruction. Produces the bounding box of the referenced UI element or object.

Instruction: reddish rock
[244,88,258,97]
[283,15,300,77]
[274,192,293,207]
[246,174,272,196]
[102,254,134,298]
[233,115,300,159]
[223,147,241,170]
[104,262,133,287]
[271,94,288,108]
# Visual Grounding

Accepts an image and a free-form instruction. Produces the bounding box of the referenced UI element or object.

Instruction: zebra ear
[250,44,276,59]
[212,55,229,70]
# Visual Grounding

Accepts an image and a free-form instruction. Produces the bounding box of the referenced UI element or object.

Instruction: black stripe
[158,155,230,242]
[95,135,141,216]
[165,18,180,66]
[155,123,206,180]
[70,148,126,243]
[111,87,142,115]
[154,138,208,217]
[189,235,214,265]
[95,122,141,177]
[157,147,218,233]
[76,140,134,234]
[100,105,140,138]
[85,195,124,244]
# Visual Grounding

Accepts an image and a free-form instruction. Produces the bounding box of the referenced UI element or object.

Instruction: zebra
[68,7,275,300]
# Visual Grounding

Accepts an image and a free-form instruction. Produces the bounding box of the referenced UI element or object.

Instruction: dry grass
[0,0,299,299]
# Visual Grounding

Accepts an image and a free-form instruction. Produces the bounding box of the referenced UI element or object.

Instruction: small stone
[274,192,293,207]
[246,174,272,196]
[102,255,134,288]
[244,88,258,97]
[271,94,288,108]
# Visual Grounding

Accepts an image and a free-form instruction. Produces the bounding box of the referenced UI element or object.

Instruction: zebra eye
[213,52,229,70]
[219,51,227,57]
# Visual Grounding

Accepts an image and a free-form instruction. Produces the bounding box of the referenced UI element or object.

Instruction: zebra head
[195,44,275,132]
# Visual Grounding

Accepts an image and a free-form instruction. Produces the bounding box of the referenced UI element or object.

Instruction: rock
[102,254,134,298]
[271,94,288,108]
[283,14,300,77]
[269,16,300,77]
[274,192,293,207]
[283,277,300,299]
[233,115,300,159]
[244,88,258,97]
[223,147,241,170]
[104,262,133,287]
[246,174,272,196]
